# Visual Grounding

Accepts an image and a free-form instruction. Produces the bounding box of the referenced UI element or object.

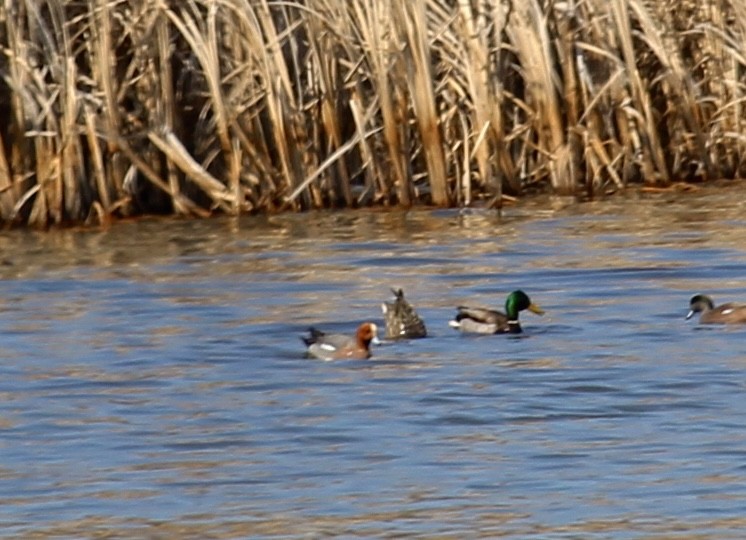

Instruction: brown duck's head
[357,322,380,348]
[686,294,714,319]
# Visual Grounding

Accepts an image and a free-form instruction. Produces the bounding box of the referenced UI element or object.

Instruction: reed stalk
[349,0,411,205]
[89,0,128,214]
[0,0,745,226]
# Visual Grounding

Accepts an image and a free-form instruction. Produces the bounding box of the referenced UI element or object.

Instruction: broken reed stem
[0,0,745,226]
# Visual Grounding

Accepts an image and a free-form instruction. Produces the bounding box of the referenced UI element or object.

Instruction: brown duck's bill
[528,303,545,315]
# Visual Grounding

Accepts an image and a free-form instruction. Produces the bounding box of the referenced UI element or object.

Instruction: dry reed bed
[0,0,744,226]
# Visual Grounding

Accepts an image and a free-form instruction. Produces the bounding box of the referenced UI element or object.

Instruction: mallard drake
[448,290,544,334]
[302,322,380,360]
[381,288,427,339]
[686,294,746,324]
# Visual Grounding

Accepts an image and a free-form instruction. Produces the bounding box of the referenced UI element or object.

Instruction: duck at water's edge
[302,323,380,360]
[381,288,427,339]
[686,294,746,324]
[449,290,544,334]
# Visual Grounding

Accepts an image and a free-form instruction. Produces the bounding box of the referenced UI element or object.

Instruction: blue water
[2,188,746,537]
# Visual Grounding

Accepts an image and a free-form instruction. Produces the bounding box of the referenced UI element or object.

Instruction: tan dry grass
[0,0,745,226]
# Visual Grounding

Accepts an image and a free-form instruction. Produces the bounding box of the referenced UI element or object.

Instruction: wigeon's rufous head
[356,322,380,348]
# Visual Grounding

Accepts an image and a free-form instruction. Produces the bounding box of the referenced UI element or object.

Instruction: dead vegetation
[0,0,744,226]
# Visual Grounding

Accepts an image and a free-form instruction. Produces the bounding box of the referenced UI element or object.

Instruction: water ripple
[1,190,746,536]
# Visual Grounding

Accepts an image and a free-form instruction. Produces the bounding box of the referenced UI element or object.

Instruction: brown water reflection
[1,186,746,538]
[0,186,743,276]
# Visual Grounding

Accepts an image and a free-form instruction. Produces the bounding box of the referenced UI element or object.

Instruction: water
[2,187,746,538]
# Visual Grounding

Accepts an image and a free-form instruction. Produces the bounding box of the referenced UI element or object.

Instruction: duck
[301,322,380,360]
[686,294,746,324]
[448,289,544,334]
[381,288,427,339]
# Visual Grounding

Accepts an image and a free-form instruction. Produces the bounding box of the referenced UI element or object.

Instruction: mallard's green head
[687,294,714,319]
[505,290,545,320]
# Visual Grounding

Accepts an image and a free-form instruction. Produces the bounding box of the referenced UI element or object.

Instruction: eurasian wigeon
[302,322,380,360]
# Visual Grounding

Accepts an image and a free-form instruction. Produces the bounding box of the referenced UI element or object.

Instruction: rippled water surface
[2,187,746,538]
